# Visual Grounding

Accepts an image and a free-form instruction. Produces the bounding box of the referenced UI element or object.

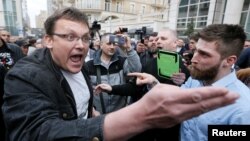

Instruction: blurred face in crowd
[147,36,157,54]
[21,46,29,55]
[35,39,44,48]
[136,42,146,53]
[244,40,250,48]
[176,39,184,47]
[45,19,90,73]
[143,38,149,45]
[93,38,100,50]
[190,39,224,83]
[189,39,197,50]
[35,42,43,48]
[0,30,10,42]
[100,35,118,57]
[9,36,17,43]
[156,30,177,52]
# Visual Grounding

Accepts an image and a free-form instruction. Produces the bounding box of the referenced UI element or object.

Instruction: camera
[91,21,101,31]
[109,35,125,46]
[89,21,101,49]
[114,27,128,34]
[120,27,128,33]
[135,27,147,44]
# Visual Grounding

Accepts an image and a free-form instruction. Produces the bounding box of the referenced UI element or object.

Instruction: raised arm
[103,84,239,141]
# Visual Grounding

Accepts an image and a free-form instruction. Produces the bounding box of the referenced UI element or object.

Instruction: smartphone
[109,35,125,46]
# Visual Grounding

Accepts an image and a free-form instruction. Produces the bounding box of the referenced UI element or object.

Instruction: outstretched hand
[94,84,112,95]
[139,84,239,128]
[127,72,159,86]
[104,84,239,141]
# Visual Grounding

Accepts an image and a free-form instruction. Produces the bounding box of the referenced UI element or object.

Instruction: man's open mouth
[70,54,83,62]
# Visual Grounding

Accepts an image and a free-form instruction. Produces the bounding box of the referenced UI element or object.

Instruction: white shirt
[61,70,90,119]
[85,50,91,62]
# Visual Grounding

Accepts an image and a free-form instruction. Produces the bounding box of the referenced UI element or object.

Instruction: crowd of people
[0,7,250,141]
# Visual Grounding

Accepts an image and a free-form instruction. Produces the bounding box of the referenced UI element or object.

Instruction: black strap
[96,66,106,114]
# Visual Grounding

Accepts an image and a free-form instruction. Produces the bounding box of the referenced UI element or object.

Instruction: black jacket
[139,56,189,141]
[2,48,105,141]
[0,64,5,140]
[0,39,24,141]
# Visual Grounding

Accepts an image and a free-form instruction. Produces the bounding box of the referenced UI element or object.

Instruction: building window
[105,0,111,11]
[87,1,92,8]
[190,0,199,4]
[177,22,186,28]
[197,16,207,21]
[177,18,187,28]
[246,16,250,35]
[240,12,247,27]
[116,2,122,12]
[241,0,250,39]
[87,14,92,23]
[3,0,18,35]
[188,17,196,22]
[198,2,209,16]
[141,5,146,14]
[177,0,210,31]
[179,0,189,6]
[189,5,198,17]
[243,0,250,11]
[178,6,188,18]
[92,0,100,9]
[130,3,135,13]
[79,0,100,9]
[197,21,207,28]
[200,0,210,2]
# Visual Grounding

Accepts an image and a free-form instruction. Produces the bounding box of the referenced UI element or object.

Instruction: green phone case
[157,50,180,79]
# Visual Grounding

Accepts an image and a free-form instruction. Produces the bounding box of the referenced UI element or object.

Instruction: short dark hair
[198,24,246,58]
[44,7,89,35]
[15,39,29,47]
[149,32,158,37]
[144,35,149,40]
[100,33,112,42]
[189,32,199,42]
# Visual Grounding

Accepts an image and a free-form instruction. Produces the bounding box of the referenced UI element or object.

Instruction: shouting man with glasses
[2,7,240,141]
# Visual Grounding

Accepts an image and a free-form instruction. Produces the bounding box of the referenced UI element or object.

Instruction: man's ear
[44,35,53,48]
[100,42,103,50]
[172,40,178,49]
[223,55,237,67]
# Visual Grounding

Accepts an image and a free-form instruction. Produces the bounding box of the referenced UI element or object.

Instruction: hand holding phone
[157,50,180,79]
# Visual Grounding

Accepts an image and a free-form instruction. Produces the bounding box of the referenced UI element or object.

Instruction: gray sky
[26,0,47,28]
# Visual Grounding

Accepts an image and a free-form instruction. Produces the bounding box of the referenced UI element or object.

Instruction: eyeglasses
[52,33,91,45]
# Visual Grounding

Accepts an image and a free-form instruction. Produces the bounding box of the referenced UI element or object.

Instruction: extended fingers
[176,87,231,104]
[127,72,144,77]
[175,91,239,122]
